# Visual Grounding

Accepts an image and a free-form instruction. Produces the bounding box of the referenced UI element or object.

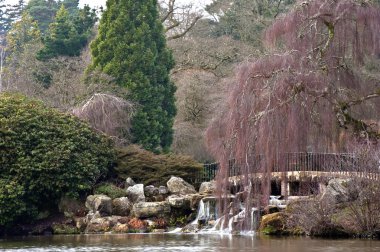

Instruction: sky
[5,0,212,9]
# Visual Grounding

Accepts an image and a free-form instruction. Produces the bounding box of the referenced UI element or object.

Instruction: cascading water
[189,195,260,234]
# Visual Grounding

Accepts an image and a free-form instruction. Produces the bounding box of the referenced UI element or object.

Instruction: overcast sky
[5,0,211,9]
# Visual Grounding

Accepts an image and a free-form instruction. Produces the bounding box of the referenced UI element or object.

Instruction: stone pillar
[281,179,289,199]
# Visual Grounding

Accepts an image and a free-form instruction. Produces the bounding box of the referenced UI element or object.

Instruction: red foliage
[128,218,148,230]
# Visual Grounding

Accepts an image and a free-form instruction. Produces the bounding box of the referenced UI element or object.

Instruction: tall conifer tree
[90,0,176,152]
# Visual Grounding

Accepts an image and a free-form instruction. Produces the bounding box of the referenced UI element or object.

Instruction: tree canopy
[90,0,176,152]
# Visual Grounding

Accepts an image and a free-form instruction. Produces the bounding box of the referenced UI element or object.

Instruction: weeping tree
[72,93,135,145]
[206,0,380,231]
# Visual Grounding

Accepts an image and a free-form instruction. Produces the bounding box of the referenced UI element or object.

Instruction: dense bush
[115,145,203,186]
[0,93,115,226]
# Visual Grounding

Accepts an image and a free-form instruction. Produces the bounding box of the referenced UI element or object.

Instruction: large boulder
[126,184,145,203]
[321,179,350,203]
[167,176,196,195]
[112,197,132,216]
[167,195,191,209]
[132,202,171,218]
[199,181,216,195]
[85,195,112,216]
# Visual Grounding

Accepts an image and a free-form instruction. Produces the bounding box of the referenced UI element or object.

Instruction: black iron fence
[195,152,378,183]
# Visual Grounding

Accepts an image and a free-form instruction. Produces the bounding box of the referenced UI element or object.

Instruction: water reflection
[1,234,380,252]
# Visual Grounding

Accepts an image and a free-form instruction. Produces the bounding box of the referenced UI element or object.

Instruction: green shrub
[0,93,115,226]
[94,183,127,199]
[115,145,203,186]
[0,180,30,226]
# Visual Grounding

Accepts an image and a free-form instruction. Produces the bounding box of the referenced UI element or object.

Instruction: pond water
[1,234,380,252]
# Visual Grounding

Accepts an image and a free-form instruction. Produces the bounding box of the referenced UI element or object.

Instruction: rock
[85,216,123,233]
[85,210,101,224]
[126,184,146,203]
[133,202,171,218]
[113,223,129,233]
[144,185,159,197]
[199,181,216,195]
[182,223,199,233]
[152,195,165,202]
[186,194,204,210]
[259,212,287,235]
[321,179,350,204]
[112,197,132,216]
[58,196,87,218]
[86,218,112,233]
[126,177,136,187]
[167,195,191,209]
[159,186,169,195]
[74,217,87,232]
[167,176,196,195]
[85,195,113,216]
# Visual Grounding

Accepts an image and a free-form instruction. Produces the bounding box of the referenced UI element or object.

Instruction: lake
[1,234,380,252]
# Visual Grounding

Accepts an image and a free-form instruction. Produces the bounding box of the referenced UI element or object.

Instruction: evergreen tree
[37,5,86,60]
[7,12,41,54]
[73,4,97,35]
[0,0,12,40]
[90,0,176,152]
[62,0,80,16]
[7,0,26,23]
[0,0,7,37]
[26,0,59,34]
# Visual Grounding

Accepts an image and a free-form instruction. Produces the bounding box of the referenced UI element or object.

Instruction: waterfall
[189,196,259,235]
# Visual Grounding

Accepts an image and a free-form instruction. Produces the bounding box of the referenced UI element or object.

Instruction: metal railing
[196,152,379,183]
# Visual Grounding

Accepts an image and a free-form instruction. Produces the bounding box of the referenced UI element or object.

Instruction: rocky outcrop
[167,176,196,195]
[199,181,216,195]
[85,195,112,216]
[126,184,145,203]
[112,197,132,216]
[132,202,171,218]
[321,179,350,203]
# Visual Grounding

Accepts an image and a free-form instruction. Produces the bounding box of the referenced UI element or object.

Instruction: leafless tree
[159,0,202,40]
[72,93,135,145]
